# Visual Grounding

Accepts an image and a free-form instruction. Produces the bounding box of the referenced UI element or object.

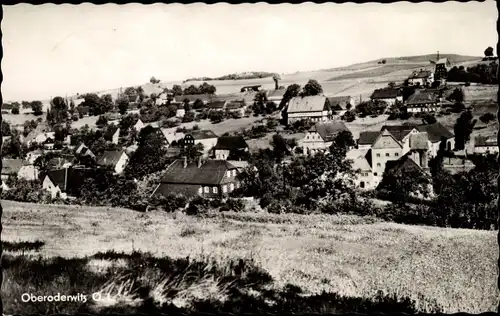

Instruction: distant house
[346,149,374,190]
[155,93,169,106]
[184,130,219,155]
[301,121,350,155]
[357,131,380,150]
[406,90,440,113]
[407,70,434,87]
[240,85,262,93]
[47,155,76,170]
[442,156,475,175]
[370,87,403,105]
[207,100,227,110]
[434,58,451,80]
[473,136,498,154]
[23,123,52,146]
[160,129,185,146]
[42,167,97,199]
[97,150,129,174]
[26,150,44,164]
[327,95,355,113]
[225,100,247,116]
[133,118,145,132]
[1,159,25,181]
[127,103,141,114]
[104,126,120,145]
[76,106,91,117]
[267,89,286,105]
[75,143,96,159]
[43,137,56,150]
[285,96,330,124]
[152,158,241,199]
[213,136,249,160]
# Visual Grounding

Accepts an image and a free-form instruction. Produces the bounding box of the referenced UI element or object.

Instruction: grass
[2,200,497,313]
[328,64,429,81]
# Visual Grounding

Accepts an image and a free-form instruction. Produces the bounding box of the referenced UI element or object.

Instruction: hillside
[2,200,497,313]
[183,71,276,83]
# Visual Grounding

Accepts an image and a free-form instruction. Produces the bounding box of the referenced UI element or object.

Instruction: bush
[220,198,246,212]
[185,196,210,215]
[479,112,495,124]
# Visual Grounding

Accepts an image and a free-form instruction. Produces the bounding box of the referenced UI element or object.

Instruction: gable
[372,133,402,149]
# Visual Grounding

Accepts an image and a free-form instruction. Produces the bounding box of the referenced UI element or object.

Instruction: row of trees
[447,64,498,84]
[170,82,217,96]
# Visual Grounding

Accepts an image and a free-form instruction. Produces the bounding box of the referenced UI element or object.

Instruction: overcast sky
[2,1,497,101]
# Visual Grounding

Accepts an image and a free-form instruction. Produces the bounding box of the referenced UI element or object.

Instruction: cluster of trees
[447,63,498,84]
[170,82,217,96]
[183,72,275,82]
[79,93,115,116]
[252,92,278,116]
[354,100,388,117]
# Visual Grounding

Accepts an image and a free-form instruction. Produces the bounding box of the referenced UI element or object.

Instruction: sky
[2,1,498,102]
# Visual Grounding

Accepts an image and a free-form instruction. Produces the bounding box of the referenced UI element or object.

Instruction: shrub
[185,196,210,215]
[220,198,246,212]
[479,112,495,124]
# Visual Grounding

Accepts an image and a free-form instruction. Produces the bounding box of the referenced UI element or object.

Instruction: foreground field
[2,200,497,313]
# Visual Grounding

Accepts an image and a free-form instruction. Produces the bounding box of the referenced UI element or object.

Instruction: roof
[384,154,424,175]
[371,88,402,99]
[268,89,286,98]
[2,159,25,175]
[443,157,475,167]
[47,156,76,169]
[475,135,497,147]
[406,90,438,105]
[310,121,349,142]
[380,124,418,142]
[214,136,249,150]
[97,150,127,167]
[409,132,429,150]
[161,130,185,144]
[416,122,454,142]
[24,123,51,143]
[160,159,237,185]
[165,147,182,157]
[189,129,218,140]
[409,70,433,79]
[46,169,67,190]
[287,96,327,113]
[105,125,120,140]
[358,131,380,145]
[226,160,250,170]
[46,167,98,195]
[177,94,218,103]
[346,149,372,172]
[208,101,226,109]
[436,58,450,65]
[153,183,201,198]
[241,85,261,89]
[225,100,245,110]
[76,106,90,114]
[327,96,352,106]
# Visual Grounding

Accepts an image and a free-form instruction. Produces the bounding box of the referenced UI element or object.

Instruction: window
[232,170,237,177]
[236,182,240,188]
[385,153,389,157]
[204,187,209,193]
[230,183,235,191]
[395,152,399,157]
[377,163,381,167]
[213,187,218,193]
[374,173,378,176]
[307,135,309,139]
[360,181,365,188]
[223,185,227,193]
[376,153,381,157]
[226,171,231,178]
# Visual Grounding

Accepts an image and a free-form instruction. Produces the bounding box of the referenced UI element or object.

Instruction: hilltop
[183,71,276,83]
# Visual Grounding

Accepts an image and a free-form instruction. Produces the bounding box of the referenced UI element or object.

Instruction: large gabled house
[152,158,241,199]
[42,167,96,199]
[285,95,330,125]
[97,150,129,174]
[301,121,350,155]
[327,95,355,115]
[370,87,403,105]
[183,130,219,155]
[23,123,52,146]
[407,70,434,87]
[346,149,374,190]
[405,89,440,113]
[267,89,286,105]
[213,136,249,160]
[472,135,498,154]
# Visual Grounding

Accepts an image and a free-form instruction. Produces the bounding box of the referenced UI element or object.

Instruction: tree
[100,94,114,113]
[388,82,396,88]
[172,85,183,97]
[184,85,201,95]
[301,79,323,97]
[11,105,19,114]
[453,110,476,150]
[484,46,494,57]
[124,87,137,95]
[279,83,301,110]
[117,97,130,115]
[331,130,355,151]
[447,88,465,105]
[96,115,108,128]
[31,101,44,115]
[272,73,281,90]
[381,59,387,64]
[182,111,195,123]
[150,76,160,84]
[81,93,106,116]
[270,134,292,162]
[199,82,216,95]
[193,99,204,110]
[421,113,437,125]
[479,112,495,124]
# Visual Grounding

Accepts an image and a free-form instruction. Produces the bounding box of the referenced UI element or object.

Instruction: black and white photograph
[0,1,499,314]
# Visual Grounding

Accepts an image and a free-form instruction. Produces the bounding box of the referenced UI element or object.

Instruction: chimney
[198,156,202,168]
[183,156,187,168]
[437,51,440,61]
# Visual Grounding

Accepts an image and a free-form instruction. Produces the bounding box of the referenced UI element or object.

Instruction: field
[2,200,497,313]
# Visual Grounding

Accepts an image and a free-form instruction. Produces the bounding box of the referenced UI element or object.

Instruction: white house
[407,70,435,87]
[406,90,440,113]
[472,136,498,154]
[346,149,375,190]
[285,95,330,124]
[300,121,350,155]
[370,88,403,106]
[97,150,129,174]
[42,174,67,199]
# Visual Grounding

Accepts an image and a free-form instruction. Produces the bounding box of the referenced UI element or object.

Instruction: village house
[405,90,440,113]
[346,149,374,190]
[105,125,120,145]
[26,150,44,164]
[74,142,96,160]
[370,87,403,105]
[155,93,169,106]
[97,150,129,174]
[357,131,380,150]
[183,130,219,155]
[23,123,53,146]
[225,100,247,116]
[161,129,185,147]
[2,159,26,181]
[434,57,452,81]
[285,95,330,125]
[213,136,249,160]
[240,85,262,93]
[152,158,241,199]
[301,121,350,155]
[442,156,475,175]
[472,135,498,154]
[327,95,355,117]
[47,155,76,170]
[127,102,141,115]
[42,167,96,199]
[207,100,227,111]
[267,89,286,105]
[407,70,435,87]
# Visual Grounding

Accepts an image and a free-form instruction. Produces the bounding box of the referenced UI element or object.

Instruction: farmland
[1,200,497,313]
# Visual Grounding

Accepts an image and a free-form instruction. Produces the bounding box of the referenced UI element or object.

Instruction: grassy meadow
[1,200,498,313]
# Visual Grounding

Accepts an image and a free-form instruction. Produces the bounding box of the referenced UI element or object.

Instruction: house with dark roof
[327,95,355,111]
[104,125,120,145]
[213,136,249,160]
[42,167,97,199]
[183,130,219,155]
[406,90,440,113]
[407,70,434,87]
[267,89,286,105]
[74,142,96,160]
[300,121,350,155]
[97,150,129,174]
[1,159,25,181]
[152,158,241,199]
[472,135,498,154]
[370,87,403,105]
[240,85,262,93]
[207,100,227,110]
[47,155,76,170]
[285,96,330,124]
[357,131,380,150]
